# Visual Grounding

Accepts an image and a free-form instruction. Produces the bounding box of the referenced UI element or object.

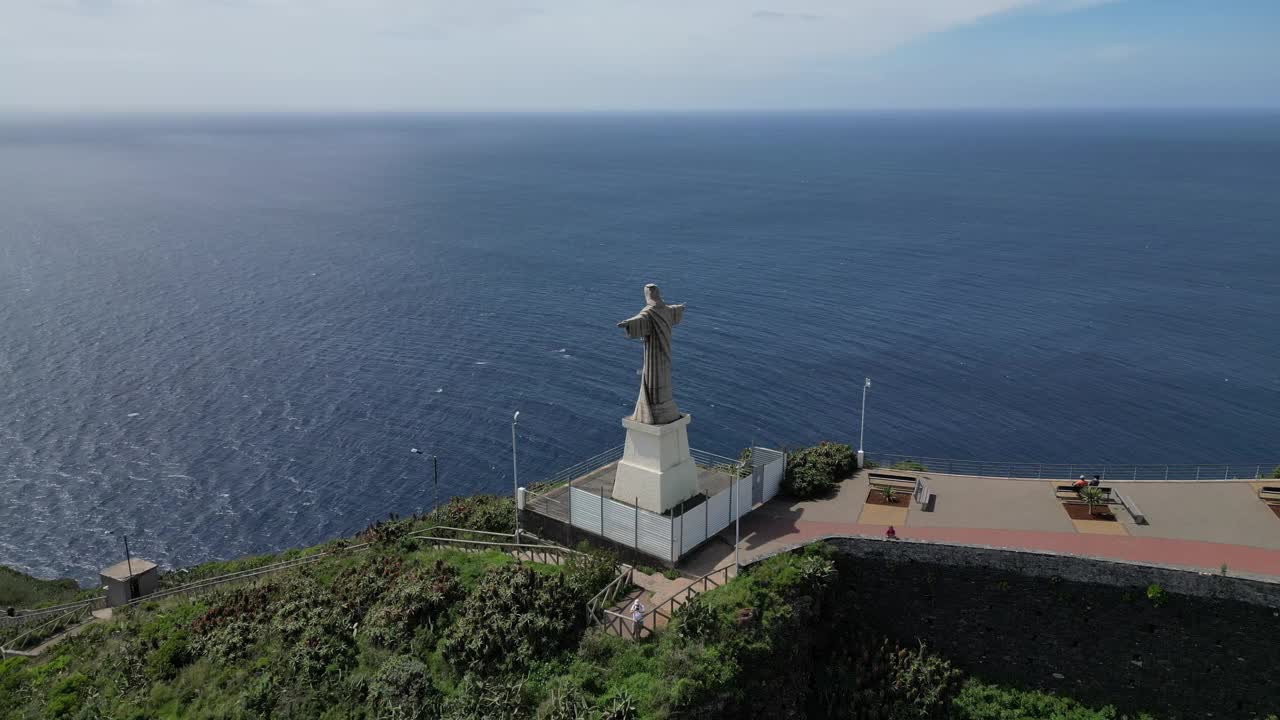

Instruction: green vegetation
[1078,486,1107,516]
[952,680,1156,719]
[1271,464,1280,479]
[0,566,86,609]
[784,442,855,499]
[1,498,1162,720]
[891,459,930,472]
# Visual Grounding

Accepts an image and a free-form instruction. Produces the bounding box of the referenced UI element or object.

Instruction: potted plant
[880,486,898,504]
[1078,486,1107,517]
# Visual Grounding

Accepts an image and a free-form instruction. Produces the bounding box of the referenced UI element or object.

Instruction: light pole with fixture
[410,448,439,514]
[858,377,871,469]
[511,411,521,541]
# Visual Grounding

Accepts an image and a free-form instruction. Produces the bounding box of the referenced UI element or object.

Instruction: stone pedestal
[612,414,699,514]
[856,449,865,469]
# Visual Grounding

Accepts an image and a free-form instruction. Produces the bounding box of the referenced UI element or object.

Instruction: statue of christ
[617,284,685,425]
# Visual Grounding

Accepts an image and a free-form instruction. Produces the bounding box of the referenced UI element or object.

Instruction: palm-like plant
[880,486,898,503]
[1078,486,1107,516]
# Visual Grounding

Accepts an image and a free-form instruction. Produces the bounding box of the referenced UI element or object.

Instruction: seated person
[1090,475,1101,487]
[1073,475,1089,490]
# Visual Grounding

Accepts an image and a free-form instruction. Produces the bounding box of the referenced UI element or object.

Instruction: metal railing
[587,565,635,625]
[2,601,101,656]
[603,564,735,640]
[0,596,104,628]
[866,453,1278,482]
[531,446,626,492]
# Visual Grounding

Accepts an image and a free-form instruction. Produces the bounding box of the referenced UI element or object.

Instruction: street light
[511,411,521,541]
[410,448,439,514]
[858,377,871,469]
[734,459,746,571]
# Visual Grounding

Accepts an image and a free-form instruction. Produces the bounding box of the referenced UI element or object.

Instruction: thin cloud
[753,10,822,22]
[6,0,1132,111]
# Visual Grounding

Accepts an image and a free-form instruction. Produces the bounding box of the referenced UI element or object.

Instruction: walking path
[683,470,1280,579]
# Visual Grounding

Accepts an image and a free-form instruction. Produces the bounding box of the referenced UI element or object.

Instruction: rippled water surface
[2,112,1277,581]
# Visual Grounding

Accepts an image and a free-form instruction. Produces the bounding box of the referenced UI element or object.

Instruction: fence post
[1069,464,1074,478]
[679,512,684,560]
[1165,466,1169,481]
[1196,466,1201,480]
[634,499,639,551]
[1037,464,1042,479]
[1225,466,1230,480]
[1133,467,1138,480]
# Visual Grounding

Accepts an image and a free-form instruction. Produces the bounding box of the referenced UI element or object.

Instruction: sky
[2,0,1278,112]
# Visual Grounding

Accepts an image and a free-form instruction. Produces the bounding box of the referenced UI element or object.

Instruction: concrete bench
[1258,486,1280,503]
[1116,492,1147,525]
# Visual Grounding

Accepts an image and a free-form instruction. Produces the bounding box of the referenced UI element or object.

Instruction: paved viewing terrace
[681,469,1280,580]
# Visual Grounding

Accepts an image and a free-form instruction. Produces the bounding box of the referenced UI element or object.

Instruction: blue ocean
[2,112,1278,582]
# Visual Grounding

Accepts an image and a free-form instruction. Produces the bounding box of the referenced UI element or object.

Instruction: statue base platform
[612,414,699,514]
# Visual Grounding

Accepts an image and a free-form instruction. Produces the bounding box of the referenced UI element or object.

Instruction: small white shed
[99,558,159,607]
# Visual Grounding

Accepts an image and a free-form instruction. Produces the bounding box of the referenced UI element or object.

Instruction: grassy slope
[0,496,1187,720]
[0,567,85,609]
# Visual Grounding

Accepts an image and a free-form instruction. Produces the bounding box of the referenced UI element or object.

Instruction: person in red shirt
[886,525,897,539]
[1073,475,1088,490]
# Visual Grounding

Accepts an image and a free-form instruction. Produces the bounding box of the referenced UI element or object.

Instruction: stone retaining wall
[748,536,1280,719]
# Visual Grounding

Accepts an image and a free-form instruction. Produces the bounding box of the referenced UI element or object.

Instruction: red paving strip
[740,516,1280,578]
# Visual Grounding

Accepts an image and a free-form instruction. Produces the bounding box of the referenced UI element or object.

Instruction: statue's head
[644,283,663,305]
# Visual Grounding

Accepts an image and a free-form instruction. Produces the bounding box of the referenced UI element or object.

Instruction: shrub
[784,442,855,499]
[674,597,720,642]
[442,564,582,675]
[1145,583,1168,607]
[287,625,355,683]
[330,554,406,622]
[563,546,620,604]
[145,631,192,680]
[367,655,440,720]
[891,460,929,472]
[429,494,515,534]
[442,674,528,720]
[360,514,413,545]
[364,561,462,650]
[887,641,963,718]
[1272,465,1280,479]
[952,678,1150,719]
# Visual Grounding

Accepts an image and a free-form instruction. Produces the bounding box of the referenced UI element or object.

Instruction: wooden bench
[1116,492,1147,525]
[1258,486,1280,504]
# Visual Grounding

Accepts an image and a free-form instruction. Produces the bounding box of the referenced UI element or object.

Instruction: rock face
[763,537,1280,719]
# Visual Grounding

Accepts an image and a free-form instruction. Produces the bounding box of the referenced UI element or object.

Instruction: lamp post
[410,448,439,514]
[511,411,521,542]
[858,377,871,469]
[734,460,746,571]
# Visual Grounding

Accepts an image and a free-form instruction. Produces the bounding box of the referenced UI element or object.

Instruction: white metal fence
[548,446,786,562]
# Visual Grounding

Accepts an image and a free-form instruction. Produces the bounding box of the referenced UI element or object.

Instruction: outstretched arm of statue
[669,304,685,326]
[617,313,650,338]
